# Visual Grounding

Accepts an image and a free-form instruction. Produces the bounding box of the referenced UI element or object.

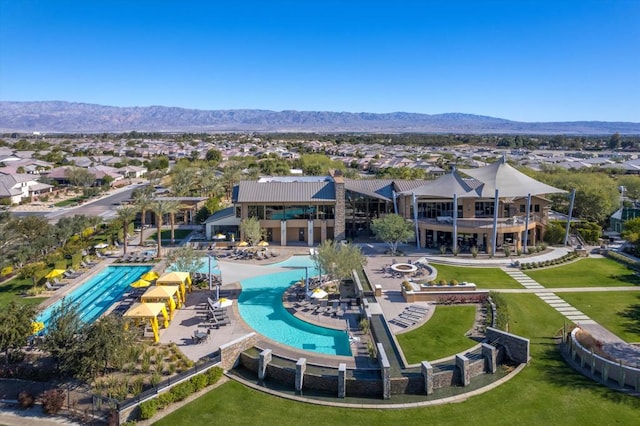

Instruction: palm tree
[164,200,181,246]
[149,199,173,258]
[133,187,153,246]
[115,205,137,255]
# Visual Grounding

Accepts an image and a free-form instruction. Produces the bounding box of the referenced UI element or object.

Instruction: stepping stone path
[502,269,595,325]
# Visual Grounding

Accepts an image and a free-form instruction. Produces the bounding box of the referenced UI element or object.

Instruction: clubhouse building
[205,158,566,254]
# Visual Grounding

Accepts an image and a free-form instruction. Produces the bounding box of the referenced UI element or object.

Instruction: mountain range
[1,101,638,134]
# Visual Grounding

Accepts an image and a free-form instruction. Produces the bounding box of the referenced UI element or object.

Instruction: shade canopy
[237,241,249,247]
[123,302,167,319]
[94,243,109,249]
[157,271,192,286]
[45,269,66,279]
[141,285,182,317]
[130,279,151,288]
[157,271,191,301]
[141,271,160,281]
[460,157,566,198]
[123,302,170,342]
[257,241,269,247]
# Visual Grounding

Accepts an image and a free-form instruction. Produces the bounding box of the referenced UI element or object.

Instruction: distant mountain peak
[0,101,638,134]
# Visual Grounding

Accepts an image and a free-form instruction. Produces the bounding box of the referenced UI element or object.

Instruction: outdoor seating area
[214,248,278,261]
[114,252,155,263]
[389,304,430,328]
[198,297,231,329]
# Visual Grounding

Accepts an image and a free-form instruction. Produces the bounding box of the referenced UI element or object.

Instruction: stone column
[280,220,287,246]
[456,354,470,386]
[258,349,272,381]
[378,343,391,399]
[338,363,346,398]
[295,358,306,392]
[481,343,497,373]
[320,220,327,242]
[307,220,314,247]
[333,173,346,241]
[421,361,434,395]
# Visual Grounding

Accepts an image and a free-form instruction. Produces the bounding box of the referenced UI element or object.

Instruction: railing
[93,354,221,413]
[418,215,542,229]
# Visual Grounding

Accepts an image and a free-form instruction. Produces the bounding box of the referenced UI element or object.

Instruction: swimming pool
[168,256,220,275]
[37,265,152,331]
[238,256,352,356]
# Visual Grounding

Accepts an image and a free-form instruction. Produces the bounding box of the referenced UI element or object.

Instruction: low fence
[562,328,640,392]
[102,355,221,424]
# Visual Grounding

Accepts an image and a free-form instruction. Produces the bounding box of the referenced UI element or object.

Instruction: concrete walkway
[498,265,640,368]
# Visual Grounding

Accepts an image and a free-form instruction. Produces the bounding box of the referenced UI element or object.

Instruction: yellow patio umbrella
[141,270,160,281]
[31,321,45,335]
[130,279,151,288]
[257,240,269,247]
[123,302,169,342]
[141,285,181,318]
[45,269,66,279]
[237,241,249,247]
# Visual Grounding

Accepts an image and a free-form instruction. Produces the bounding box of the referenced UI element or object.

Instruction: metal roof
[235,180,336,203]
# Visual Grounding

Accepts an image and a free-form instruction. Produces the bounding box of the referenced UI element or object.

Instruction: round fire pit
[390,263,418,274]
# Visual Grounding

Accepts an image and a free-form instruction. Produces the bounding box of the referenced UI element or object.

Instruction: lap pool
[37,265,152,331]
[238,256,352,356]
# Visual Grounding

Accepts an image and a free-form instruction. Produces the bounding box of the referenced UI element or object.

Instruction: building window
[534,204,540,213]
[519,205,526,213]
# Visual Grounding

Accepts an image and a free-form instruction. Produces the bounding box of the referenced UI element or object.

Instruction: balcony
[418,215,542,231]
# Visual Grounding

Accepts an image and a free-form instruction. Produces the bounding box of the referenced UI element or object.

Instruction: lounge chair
[45,281,64,291]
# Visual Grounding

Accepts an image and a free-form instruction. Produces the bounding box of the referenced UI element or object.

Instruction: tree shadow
[618,303,640,335]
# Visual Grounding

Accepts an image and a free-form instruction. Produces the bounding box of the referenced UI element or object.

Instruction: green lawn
[431,264,522,289]
[149,229,193,241]
[560,292,640,343]
[0,277,47,308]
[396,305,477,362]
[155,293,640,425]
[525,258,640,288]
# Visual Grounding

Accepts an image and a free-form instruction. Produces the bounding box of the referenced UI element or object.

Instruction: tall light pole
[207,252,215,293]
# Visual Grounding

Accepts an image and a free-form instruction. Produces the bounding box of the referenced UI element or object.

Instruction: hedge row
[605,250,640,272]
[519,251,580,270]
[138,366,223,420]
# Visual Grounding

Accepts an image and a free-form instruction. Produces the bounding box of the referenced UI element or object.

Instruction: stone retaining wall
[564,328,640,391]
[486,327,530,364]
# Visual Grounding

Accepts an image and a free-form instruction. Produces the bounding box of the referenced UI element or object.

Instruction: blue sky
[1,0,638,122]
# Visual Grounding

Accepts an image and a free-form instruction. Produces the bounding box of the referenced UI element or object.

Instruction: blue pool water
[37,265,152,331]
[238,256,352,356]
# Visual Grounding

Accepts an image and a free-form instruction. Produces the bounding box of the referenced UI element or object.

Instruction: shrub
[359,318,370,334]
[516,248,522,256]
[450,279,458,286]
[503,246,511,257]
[428,280,436,286]
[451,246,460,257]
[401,280,413,292]
[190,374,208,392]
[439,245,447,255]
[18,390,35,409]
[157,391,175,408]
[470,246,479,258]
[490,292,510,331]
[1,265,13,276]
[170,381,194,402]
[41,388,65,415]
[438,279,447,286]
[149,372,162,387]
[139,399,158,420]
[204,367,223,386]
